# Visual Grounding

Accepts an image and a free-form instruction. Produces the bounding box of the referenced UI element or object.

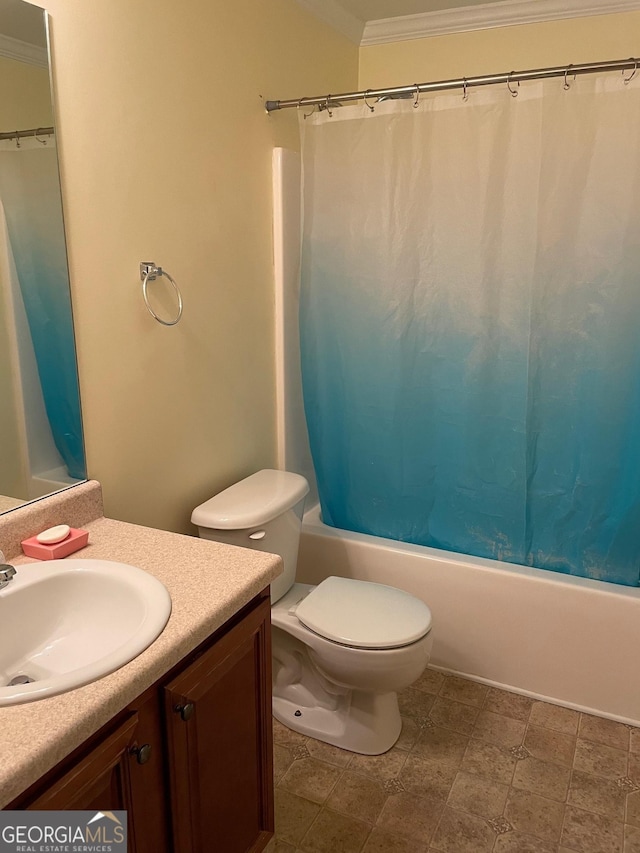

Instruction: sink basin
[0,559,172,706]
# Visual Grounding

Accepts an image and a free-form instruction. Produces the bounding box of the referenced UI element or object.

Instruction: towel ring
[139,262,183,326]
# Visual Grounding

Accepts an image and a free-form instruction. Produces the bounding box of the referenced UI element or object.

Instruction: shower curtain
[0,140,85,479]
[299,73,640,586]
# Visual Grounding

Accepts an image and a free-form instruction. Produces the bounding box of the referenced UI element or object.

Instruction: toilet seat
[293,576,432,650]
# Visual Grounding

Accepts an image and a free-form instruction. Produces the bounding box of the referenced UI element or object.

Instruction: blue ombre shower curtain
[299,73,640,586]
[0,142,85,479]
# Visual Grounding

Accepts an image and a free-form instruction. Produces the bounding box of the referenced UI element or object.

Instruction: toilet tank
[191,470,309,604]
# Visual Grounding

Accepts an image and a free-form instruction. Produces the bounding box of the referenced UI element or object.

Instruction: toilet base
[272,689,402,755]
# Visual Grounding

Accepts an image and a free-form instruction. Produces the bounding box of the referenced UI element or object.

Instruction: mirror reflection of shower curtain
[0,142,85,479]
[299,73,640,586]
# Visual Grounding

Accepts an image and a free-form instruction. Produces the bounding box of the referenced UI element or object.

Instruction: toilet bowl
[192,470,433,754]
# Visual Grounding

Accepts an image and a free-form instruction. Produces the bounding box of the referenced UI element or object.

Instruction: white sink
[0,559,172,706]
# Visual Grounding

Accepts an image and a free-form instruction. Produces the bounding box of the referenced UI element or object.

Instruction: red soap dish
[21,528,89,560]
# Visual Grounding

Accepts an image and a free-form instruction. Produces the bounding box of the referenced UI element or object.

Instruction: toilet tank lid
[191,469,309,530]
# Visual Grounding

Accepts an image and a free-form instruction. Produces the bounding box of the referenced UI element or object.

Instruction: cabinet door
[25,707,169,853]
[27,714,138,814]
[164,597,273,853]
[26,715,139,852]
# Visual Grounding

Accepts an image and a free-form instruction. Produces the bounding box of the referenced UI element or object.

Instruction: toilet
[192,469,433,755]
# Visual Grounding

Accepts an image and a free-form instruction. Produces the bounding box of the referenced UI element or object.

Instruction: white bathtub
[297,503,640,726]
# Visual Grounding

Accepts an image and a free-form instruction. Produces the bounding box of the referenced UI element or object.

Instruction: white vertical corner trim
[273,148,287,471]
[0,32,48,68]
[272,148,318,501]
[361,0,640,45]
[295,0,365,44]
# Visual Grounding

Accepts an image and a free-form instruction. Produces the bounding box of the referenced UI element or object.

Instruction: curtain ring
[507,72,519,98]
[297,97,316,120]
[413,84,420,108]
[34,128,48,145]
[363,89,376,112]
[624,58,638,84]
[563,64,575,90]
[14,132,20,149]
[462,78,469,102]
[324,95,333,117]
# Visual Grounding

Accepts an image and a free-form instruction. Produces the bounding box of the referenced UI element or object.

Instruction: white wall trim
[295,0,365,44]
[0,32,47,68]
[361,0,640,45]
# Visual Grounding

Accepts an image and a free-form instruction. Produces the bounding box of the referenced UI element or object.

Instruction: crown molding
[0,32,47,68]
[295,0,365,44]
[361,0,640,45]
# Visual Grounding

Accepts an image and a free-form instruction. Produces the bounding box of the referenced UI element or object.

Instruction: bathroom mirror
[0,0,85,514]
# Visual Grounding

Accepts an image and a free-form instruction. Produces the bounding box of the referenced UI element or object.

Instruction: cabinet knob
[130,743,152,765]
[174,702,195,722]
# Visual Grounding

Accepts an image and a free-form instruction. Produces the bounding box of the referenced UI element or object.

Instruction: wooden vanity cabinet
[165,597,274,853]
[8,591,274,853]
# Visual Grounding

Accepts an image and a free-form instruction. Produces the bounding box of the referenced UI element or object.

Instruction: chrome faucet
[0,564,16,589]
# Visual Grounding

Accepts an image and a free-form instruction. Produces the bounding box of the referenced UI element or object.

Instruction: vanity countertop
[0,510,281,808]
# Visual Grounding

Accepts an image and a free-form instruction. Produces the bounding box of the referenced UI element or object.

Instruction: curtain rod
[265,57,638,113]
[0,127,54,141]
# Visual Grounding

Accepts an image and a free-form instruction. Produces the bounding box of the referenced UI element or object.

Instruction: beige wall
[17,2,635,534]
[35,0,358,533]
[359,12,640,87]
[0,55,52,129]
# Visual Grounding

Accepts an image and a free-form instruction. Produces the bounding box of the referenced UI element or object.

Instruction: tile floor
[266,669,640,853]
